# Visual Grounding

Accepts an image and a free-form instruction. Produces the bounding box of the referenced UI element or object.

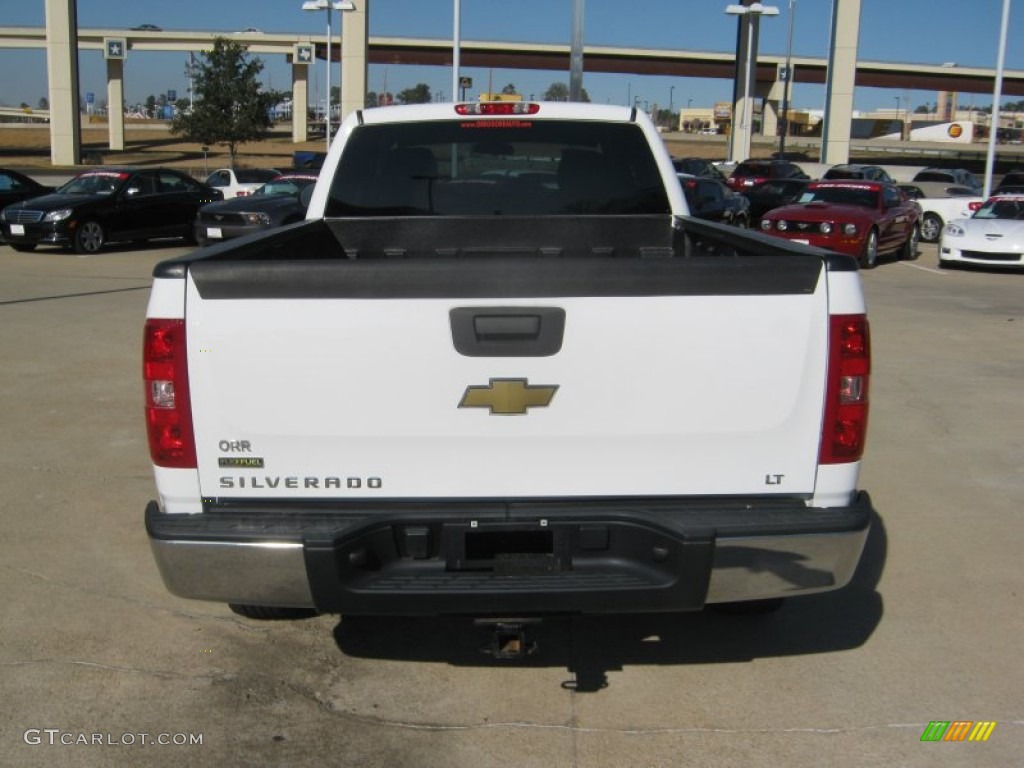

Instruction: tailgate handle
[450,307,565,357]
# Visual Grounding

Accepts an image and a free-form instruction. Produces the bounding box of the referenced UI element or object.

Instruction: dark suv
[726,159,809,191]
[823,164,894,183]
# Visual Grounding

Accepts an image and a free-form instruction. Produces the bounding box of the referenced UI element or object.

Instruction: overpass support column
[821,0,861,165]
[292,61,309,143]
[761,78,783,140]
[44,0,81,166]
[340,1,368,124]
[106,58,125,151]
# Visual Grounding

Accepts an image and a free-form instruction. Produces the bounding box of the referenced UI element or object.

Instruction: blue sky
[0,0,1021,113]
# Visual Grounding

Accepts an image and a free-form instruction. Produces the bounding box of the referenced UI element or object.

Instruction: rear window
[914,171,953,182]
[326,120,670,216]
[733,162,769,177]
[824,168,864,180]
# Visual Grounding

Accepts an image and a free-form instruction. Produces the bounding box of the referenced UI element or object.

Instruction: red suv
[726,159,809,191]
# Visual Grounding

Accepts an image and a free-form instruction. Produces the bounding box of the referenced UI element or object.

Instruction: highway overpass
[4,0,1024,165]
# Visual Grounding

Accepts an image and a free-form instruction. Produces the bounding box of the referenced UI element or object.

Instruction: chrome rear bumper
[146,493,871,613]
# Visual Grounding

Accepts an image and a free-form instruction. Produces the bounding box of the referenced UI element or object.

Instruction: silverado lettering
[143,101,872,629]
[218,476,383,489]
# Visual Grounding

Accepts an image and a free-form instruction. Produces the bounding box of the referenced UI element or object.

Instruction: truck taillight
[144,318,197,468]
[820,314,870,464]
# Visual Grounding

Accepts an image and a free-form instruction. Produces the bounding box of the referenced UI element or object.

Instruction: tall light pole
[725,3,780,163]
[894,95,901,140]
[452,0,461,103]
[569,0,585,101]
[669,85,675,128]
[778,0,796,156]
[302,0,355,151]
[984,0,1011,198]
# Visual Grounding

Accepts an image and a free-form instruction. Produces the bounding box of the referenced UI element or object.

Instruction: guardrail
[0,107,49,120]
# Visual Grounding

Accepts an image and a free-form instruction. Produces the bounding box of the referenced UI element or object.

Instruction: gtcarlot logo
[920,721,997,742]
[23,729,203,747]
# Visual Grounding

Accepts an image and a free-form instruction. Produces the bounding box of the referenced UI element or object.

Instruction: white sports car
[940,195,1024,269]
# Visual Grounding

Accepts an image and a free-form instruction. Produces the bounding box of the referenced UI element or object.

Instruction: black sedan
[678,174,750,228]
[0,169,55,243]
[0,168,54,208]
[0,167,222,254]
[194,173,318,246]
[671,157,727,182]
[740,177,813,225]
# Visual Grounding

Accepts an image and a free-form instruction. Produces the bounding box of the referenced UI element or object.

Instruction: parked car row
[0,168,222,253]
[666,156,1024,269]
[0,166,314,254]
[2,160,1020,270]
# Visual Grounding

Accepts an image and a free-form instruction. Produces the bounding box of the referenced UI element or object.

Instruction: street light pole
[984,0,1011,198]
[452,0,461,103]
[894,95,901,140]
[569,0,585,102]
[778,0,796,156]
[302,0,355,151]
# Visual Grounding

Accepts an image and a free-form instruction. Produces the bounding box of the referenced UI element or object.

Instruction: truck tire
[228,604,319,620]
[901,223,920,261]
[920,212,943,243]
[859,229,879,270]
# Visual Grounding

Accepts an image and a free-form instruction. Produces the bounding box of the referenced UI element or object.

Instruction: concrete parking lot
[0,241,1021,767]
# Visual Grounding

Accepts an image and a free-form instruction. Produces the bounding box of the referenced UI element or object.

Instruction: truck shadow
[331,510,886,691]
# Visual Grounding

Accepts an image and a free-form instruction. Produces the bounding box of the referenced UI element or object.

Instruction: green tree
[396,83,432,105]
[501,83,518,95]
[170,37,283,167]
[542,82,590,102]
[655,108,676,128]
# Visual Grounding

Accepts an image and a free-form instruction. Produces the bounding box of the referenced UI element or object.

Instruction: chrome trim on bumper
[705,527,869,603]
[149,538,314,608]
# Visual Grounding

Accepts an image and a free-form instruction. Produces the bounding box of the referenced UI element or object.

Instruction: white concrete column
[106,58,125,151]
[761,79,782,138]
[292,62,310,142]
[44,0,81,166]
[340,2,367,123]
[821,0,861,165]
[762,75,785,139]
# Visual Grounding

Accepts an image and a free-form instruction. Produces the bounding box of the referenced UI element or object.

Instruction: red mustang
[759,181,921,268]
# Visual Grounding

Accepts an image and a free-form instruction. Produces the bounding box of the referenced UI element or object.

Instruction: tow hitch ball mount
[476,619,540,659]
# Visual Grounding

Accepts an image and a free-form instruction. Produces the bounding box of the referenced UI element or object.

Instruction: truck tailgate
[185,252,829,501]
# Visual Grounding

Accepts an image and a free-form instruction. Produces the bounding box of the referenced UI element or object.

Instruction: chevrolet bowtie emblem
[459,378,558,415]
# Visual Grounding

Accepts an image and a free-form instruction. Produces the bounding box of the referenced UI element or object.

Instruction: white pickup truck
[144,102,872,626]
